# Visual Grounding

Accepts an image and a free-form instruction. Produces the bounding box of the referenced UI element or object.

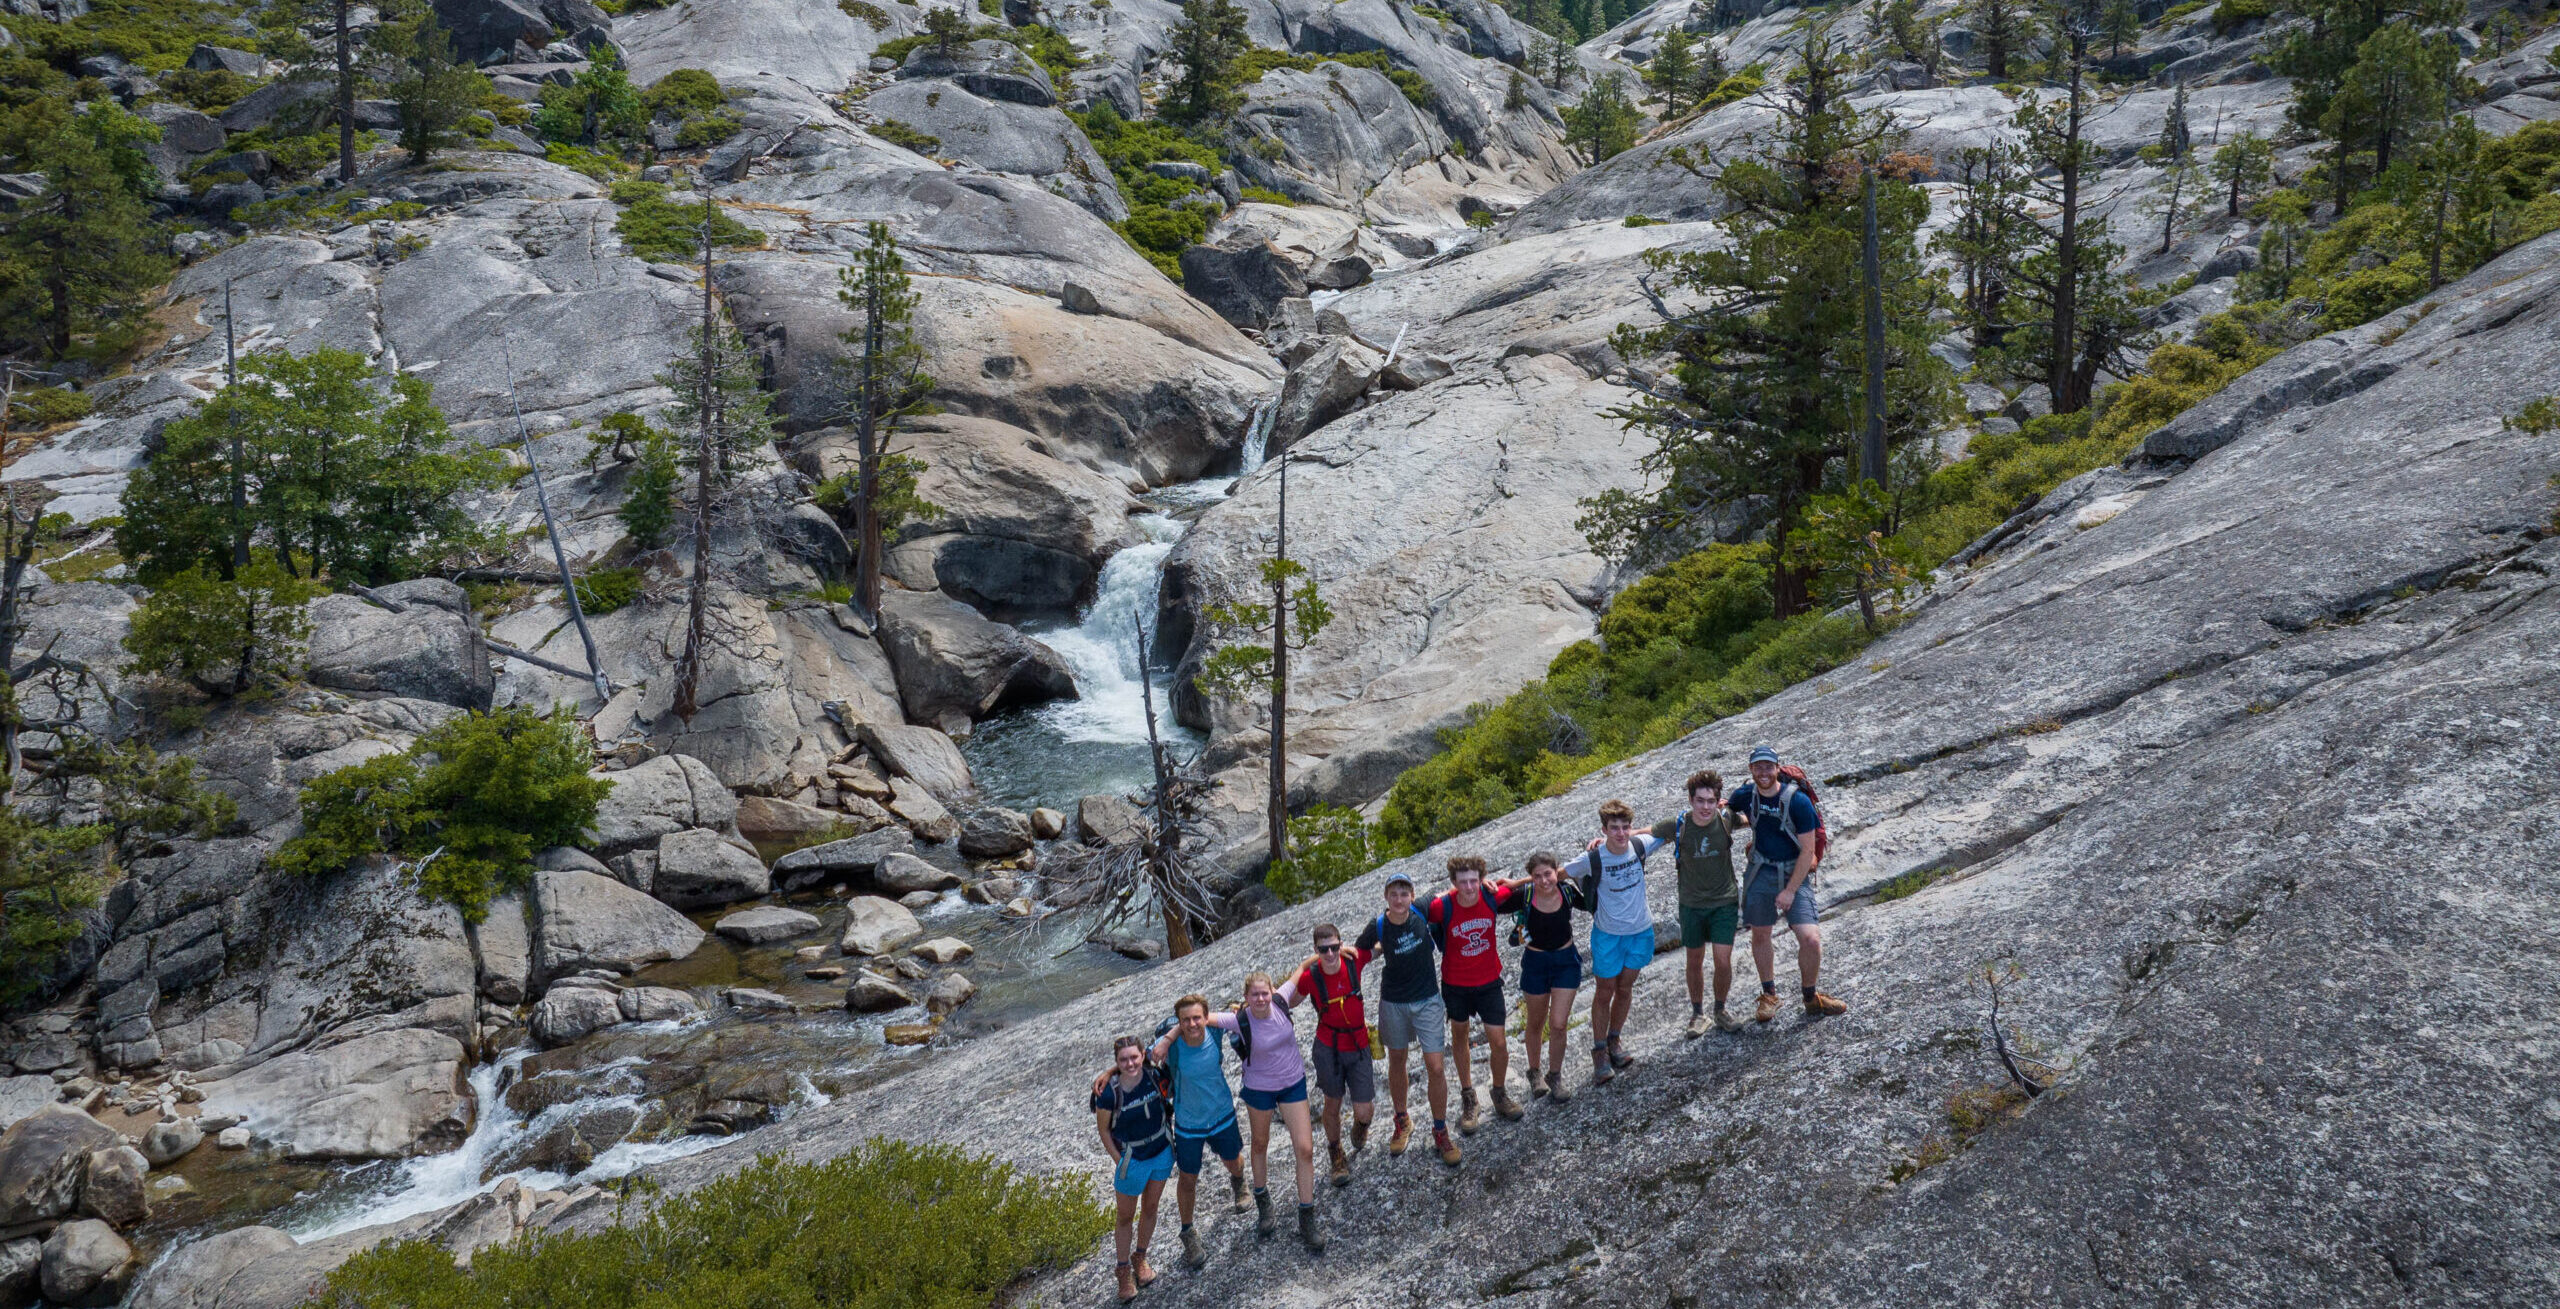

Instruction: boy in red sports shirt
[1428,855,1525,1132]
[1290,922,1375,1187]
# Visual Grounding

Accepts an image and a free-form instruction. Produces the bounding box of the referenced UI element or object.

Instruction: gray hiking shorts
[1376,998,1447,1054]
[1311,1042,1375,1103]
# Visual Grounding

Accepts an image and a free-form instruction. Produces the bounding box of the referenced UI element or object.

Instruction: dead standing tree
[668,218,781,722]
[1039,615,1222,959]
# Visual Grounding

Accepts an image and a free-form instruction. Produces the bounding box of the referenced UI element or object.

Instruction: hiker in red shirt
[1289,922,1376,1188]
[1428,855,1525,1132]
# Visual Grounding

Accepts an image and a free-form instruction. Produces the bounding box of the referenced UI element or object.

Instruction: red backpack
[1766,764,1830,862]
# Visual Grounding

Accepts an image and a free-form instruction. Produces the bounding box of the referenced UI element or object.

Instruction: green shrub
[161,66,252,111]
[1698,64,1767,112]
[874,21,1084,84]
[1872,865,1953,902]
[7,385,90,427]
[2320,257,2428,331]
[543,141,629,181]
[1238,186,1296,206]
[319,1141,1110,1309]
[644,68,725,115]
[609,180,764,262]
[573,567,643,614]
[2211,0,2272,30]
[1623,213,1658,227]
[868,119,942,154]
[1465,208,1497,228]
[838,0,891,28]
[272,706,612,921]
[121,556,320,695]
[1270,804,1380,904]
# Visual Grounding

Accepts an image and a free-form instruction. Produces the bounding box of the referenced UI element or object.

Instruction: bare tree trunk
[224,278,247,580]
[336,0,356,185]
[2050,32,2087,413]
[1266,452,1289,873]
[855,282,884,617]
[1136,613,1194,959]
[504,336,614,706]
[675,221,716,722]
[1861,169,1886,486]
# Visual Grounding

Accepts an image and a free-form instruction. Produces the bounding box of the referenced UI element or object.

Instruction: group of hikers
[1089,746,1847,1300]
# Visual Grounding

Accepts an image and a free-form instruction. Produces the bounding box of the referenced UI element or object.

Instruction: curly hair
[1446,854,1489,878]
[1598,798,1635,826]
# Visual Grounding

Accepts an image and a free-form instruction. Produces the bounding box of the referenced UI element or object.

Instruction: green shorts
[1680,903,1739,949]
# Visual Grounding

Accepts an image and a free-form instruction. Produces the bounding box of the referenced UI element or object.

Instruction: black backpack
[1147,1017,1233,1111]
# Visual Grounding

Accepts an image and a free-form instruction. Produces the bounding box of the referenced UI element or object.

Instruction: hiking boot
[1115,1261,1138,1303]
[1229,1170,1251,1213]
[1457,1086,1483,1135]
[1434,1126,1462,1166]
[1180,1226,1206,1269]
[1493,1086,1523,1121]
[1387,1112,1412,1157]
[1805,991,1848,1017]
[1351,1118,1370,1154]
[1590,1048,1616,1087]
[1753,991,1782,1024]
[1548,1069,1575,1104]
[1132,1254,1159,1288]
[1298,1203,1325,1253]
[1714,1006,1744,1033]
[1254,1188,1276,1238]
[1686,1010,1712,1039]
[1328,1142,1351,1187]
[1528,1066,1549,1099]
[1607,1036,1636,1072]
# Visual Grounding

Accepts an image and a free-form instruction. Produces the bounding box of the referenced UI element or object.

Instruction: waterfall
[1239,398,1275,473]
[1027,513,1184,746]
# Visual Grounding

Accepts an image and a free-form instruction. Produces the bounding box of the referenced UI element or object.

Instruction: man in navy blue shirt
[1728,744,1848,1023]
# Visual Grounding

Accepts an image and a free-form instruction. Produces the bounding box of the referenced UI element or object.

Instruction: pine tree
[1649,30,1700,118]
[834,221,939,616]
[2142,80,2204,255]
[1579,23,1953,615]
[377,5,479,167]
[923,4,972,55]
[2209,131,2276,217]
[2100,0,2141,58]
[1564,72,1641,163]
[0,101,168,361]
[1195,453,1332,871]
[2321,24,2456,184]
[117,348,506,584]
[1166,0,1249,122]
[1935,144,2036,358]
[1972,0,2035,79]
[666,227,779,722]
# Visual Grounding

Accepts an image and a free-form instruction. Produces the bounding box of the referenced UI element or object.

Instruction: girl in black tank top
[1496,854,1591,1103]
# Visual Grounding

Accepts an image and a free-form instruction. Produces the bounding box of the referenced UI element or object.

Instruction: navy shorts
[1518,947,1582,995]
[1172,1118,1241,1174]
[1239,1077,1308,1113]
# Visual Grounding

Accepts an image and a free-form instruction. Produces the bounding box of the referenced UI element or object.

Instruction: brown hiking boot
[1528,1066,1549,1098]
[1590,1046,1616,1086]
[1328,1142,1350,1187]
[1607,1036,1635,1072]
[1132,1253,1159,1288]
[1457,1086,1482,1135]
[1548,1068,1575,1103]
[1753,991,1782,1024]
[1493,1085,1523,1120]
[1229,1169,1250,1212]
[1714,1006,1744,1033]
[1434,1125,1462,1166]
[1387,1112,1411,1156]
[1180,1225,1206,1269]
[1115,1261,1138,1303]
[1805,991,1847,1017]
[1351,1117,1370,1154]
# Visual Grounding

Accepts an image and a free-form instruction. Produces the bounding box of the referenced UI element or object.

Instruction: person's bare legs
[1320,1090,1344,1152]
[1521,992,1552,1081]
[1423,1049,1448,1122]
[1246,1107,1272,1192]
[1751,924,1777,987]
[1281,1100,1316,1204]
[1449,1017,1476,1099]
[1174,1167,1198,1227]
[1793,920,1823,989]
[1685,946,1707,1012]
[1713,942,1735,1008]
[1485,1022,1509,1093]
[1606,971,1637,1042]
[1548,984,1579,1070]
[1387,1046,1409,1121]
[1134,1178,1163,1270]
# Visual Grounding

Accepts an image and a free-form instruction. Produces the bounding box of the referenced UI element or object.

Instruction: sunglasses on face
[1317,942,1341,953]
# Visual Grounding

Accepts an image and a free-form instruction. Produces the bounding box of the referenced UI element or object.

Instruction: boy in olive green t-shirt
[1653,769,1744,1036]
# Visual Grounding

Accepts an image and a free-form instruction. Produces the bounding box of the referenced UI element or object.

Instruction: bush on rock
[319,1140,1108,1308]
[274,707,612,921]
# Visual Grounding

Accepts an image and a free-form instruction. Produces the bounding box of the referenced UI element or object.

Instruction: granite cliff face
[625,227,2560,1308]
[14,0,2560,1302]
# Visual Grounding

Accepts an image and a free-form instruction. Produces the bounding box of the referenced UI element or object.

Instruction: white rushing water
[1017,512,1186,747]
[1238,398,1274,473]
[284,1039,752,1242]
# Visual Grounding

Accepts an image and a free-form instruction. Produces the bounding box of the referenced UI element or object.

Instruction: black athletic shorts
[1440,979,1504,1028]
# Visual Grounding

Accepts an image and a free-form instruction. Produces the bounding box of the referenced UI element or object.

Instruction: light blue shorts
[1113,1146,1174,1196]
[1591,927,1653,979]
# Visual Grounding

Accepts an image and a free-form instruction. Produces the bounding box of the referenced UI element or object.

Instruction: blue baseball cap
[1749,745,1780,765]
[1382,870,1415,889]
